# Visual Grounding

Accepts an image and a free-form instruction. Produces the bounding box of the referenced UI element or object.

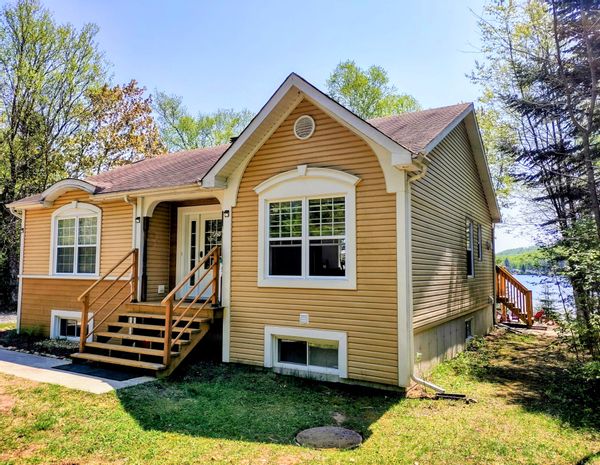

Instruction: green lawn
[0,322,15,331]
[0,330,598,465]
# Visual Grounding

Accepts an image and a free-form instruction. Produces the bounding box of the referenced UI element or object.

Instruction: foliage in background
[326,60,421,119]
[68,80,164,177]
[153,91,253,152]
[473,0,600,357]
[0,0,163,311]
[496,245,547,272]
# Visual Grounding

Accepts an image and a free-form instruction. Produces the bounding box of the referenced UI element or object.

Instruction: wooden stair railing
[77,249,139,353]
[496,265,533,327]
[161,245,220,366]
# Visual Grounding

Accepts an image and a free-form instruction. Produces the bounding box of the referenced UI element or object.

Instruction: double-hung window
[268,197,346,278]
[256,166,358,289]
[52,202,101,276]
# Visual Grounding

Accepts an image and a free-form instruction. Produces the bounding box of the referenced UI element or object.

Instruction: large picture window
[256,166,358,289]
[52,202,101,276]
[268,197,346,279]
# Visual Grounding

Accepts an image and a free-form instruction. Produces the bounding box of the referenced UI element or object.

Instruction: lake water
[513,273,574,313]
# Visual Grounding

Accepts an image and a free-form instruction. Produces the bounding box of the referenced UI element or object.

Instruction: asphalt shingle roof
[10,103,472,207]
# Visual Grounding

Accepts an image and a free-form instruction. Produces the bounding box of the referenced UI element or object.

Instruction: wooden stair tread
[85,342,179,357]
[71,352,166,370]
[121,312,211,323]
[95,331,190,344]
[109,322,201,333]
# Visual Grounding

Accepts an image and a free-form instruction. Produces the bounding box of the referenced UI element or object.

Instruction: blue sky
[33,0,529,251]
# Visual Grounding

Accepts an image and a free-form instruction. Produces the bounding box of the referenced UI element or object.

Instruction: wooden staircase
[496,265,533,327]
[71,246,222,377]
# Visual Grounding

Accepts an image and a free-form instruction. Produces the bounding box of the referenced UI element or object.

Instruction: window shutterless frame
[50,202,101,277]
[255,166,359,290]
[267,196,346,280]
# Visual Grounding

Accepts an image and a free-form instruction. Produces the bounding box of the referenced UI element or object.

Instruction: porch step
[109,321,202,334]
[121,312,212,323]
[71,352,166,371]
[85,341,179,358]
[95,331,191,345]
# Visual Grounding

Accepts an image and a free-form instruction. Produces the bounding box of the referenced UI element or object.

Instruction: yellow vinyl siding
[20,277,131,336]
[23,190,133,276]
[20,190,133,332]
[411,122,494,331]
[146,203,171,301]
[230,99,398,386]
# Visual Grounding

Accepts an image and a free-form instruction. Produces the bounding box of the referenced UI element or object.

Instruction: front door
[176,207,223,301]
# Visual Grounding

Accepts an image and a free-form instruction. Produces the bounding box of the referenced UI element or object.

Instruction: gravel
[0,313,17,324]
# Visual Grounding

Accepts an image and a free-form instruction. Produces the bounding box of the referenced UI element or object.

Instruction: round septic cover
[295,426,362,449]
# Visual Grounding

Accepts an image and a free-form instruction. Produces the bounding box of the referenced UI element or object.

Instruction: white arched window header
[50,201,101,277]
[256,165,358,290]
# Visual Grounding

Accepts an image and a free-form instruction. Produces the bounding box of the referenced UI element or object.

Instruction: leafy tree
[473,0,600,353]
[68,80,164,177]
[326,60,421,119]
[153,91,253,151]
[0,0,105,309]
[0,0,164,310]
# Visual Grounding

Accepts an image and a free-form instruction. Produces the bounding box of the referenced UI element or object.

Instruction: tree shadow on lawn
[117,361,401,444]
[458,331,599,431]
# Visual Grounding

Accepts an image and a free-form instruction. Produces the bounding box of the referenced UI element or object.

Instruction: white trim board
[50,309,93,342]
[263,325,348,379]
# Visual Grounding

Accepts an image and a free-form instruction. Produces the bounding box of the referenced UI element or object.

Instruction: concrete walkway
[0,348,154,394]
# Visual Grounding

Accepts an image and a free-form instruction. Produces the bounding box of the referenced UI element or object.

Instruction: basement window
[50,310,93,342]
[264,326,348,378]
[465,318,473,341]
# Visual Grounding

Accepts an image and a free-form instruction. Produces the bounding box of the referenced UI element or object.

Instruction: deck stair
[496,265,533,327]
[71,246,222,377]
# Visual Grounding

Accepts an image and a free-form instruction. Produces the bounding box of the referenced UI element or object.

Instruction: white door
[176,208,222,301]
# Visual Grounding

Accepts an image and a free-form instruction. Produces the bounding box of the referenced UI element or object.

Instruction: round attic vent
[294,115,315,140]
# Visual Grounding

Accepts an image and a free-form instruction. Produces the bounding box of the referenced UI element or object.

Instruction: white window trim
[466,219,475,279]
[50,309,93,342]
[477,224,483,261]
[49,201,101,277]
[255,165,359,289]
[264,325,348,378]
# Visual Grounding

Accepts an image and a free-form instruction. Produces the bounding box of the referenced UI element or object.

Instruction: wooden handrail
[78,249,138,302]
[161,246,219,305]
[162,246,220,365]
[496,265,533,327]
[79,249,138,352]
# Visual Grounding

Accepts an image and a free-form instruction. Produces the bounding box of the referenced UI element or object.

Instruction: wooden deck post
[212,247,220,306]
[80,294,89,353]
[131,249,139,302]
[163,298,172,366]
[526,290,534,327]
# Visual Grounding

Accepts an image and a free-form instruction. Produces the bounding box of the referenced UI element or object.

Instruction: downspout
[9,207,24,334]
[406,154,447,394]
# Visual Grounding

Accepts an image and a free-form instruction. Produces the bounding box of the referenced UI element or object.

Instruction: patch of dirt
[0,392,15,413]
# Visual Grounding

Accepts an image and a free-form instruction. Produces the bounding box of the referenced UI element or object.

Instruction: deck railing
[496,265,533,327]
[161,245,220,365]
[77,249,139,353]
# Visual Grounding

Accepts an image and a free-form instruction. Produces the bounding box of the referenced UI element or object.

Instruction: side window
[466,219,474,278]
[52,203,101,276]
[477,224,483,261]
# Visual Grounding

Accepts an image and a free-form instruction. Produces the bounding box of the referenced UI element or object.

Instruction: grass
[0,322,15,331]
[0,330,598,465]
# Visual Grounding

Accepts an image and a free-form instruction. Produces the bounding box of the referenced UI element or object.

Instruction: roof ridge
[367,102,472,123]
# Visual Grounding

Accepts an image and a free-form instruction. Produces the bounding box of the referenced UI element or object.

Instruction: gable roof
[8,73,499,222]
[369,103,472,154]
[9,144,228,207]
